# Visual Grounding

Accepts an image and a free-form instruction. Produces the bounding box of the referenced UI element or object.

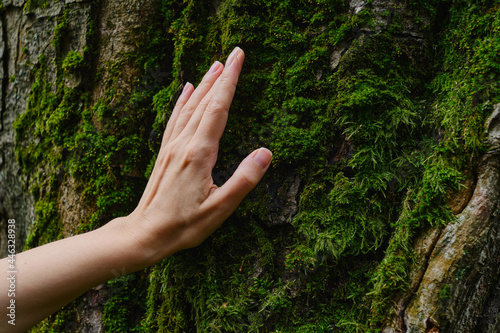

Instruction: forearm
[0,47,270,332]
[0,217,148,332]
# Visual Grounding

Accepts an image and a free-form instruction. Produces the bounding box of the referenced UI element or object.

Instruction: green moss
[369,0,500,324]
[53,9,70,50]
[143,1,381,331]
[17,0,500,331]
[19,0,177,330]
[62,51,84,74]
[29,305,77,332]
[24,196,63,249]
[23,0,49,13]
[102,273,149,331]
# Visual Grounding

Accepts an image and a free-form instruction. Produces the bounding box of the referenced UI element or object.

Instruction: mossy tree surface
[13,0,500,331]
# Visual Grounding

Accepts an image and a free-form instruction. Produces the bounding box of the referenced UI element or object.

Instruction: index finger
[192,48,245,147]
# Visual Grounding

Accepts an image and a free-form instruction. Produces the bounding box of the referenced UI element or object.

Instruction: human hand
[0,48,271,331]
[125,47,272,264]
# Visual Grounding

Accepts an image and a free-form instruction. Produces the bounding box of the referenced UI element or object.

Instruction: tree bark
[1,0,499,331]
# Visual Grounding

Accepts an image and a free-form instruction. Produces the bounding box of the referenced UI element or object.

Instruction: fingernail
[208,61,222,74]
[225,47,241,67]
[181,82,191,95]
[254,148,272,169]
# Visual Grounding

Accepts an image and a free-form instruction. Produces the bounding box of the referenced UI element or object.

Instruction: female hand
[0,47,271,332]
[124,47,272,264]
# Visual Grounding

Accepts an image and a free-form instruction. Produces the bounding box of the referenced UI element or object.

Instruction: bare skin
[0,47,272,332]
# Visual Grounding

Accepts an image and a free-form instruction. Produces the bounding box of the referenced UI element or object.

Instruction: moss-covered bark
[1,0,500,331]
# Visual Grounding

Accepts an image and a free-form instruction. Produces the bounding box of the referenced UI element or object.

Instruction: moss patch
[16,0,500,331]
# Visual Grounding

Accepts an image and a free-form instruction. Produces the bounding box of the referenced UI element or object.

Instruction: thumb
[211,148,272,213]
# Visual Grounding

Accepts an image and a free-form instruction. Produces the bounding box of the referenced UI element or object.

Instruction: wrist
[101,215,158,272]
[108,212,180,269]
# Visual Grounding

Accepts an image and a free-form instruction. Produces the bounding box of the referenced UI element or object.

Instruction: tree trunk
[1,0,499,331]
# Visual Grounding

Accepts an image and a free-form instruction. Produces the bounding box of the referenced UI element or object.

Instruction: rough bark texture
[386,105,500,332]
[1,0,500,332]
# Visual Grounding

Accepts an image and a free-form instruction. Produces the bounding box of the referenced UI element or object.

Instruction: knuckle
[185,142,216,164]
[167,138,183,152]
[206,99,229,116]
[238,169,256,188]
[198,78,215,92]
[178,104,195,118]
[199,96,210,108]
[163,138,184,160]
[220,73,236,88]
